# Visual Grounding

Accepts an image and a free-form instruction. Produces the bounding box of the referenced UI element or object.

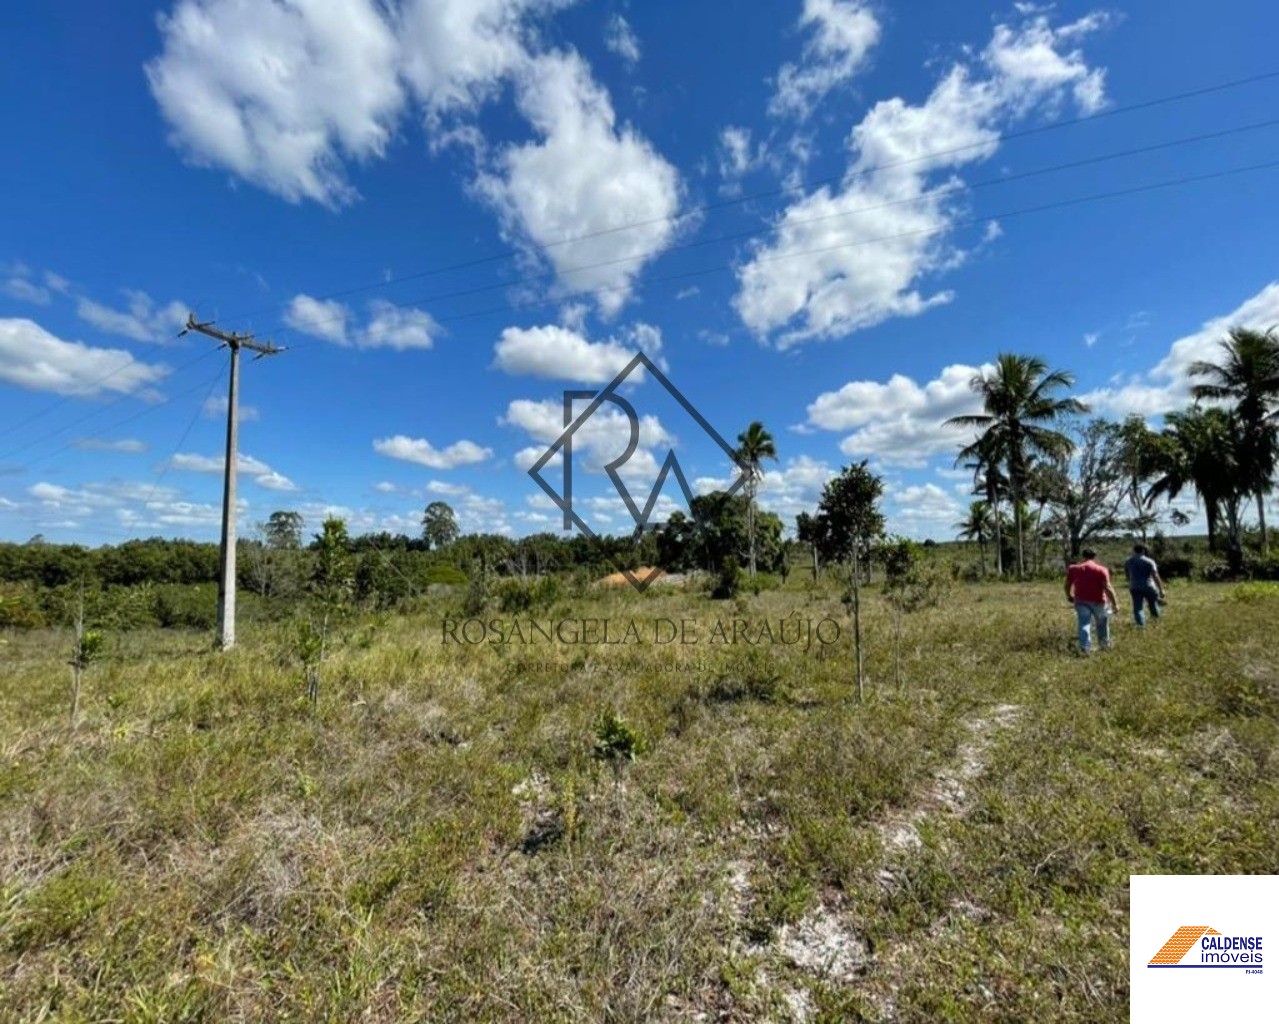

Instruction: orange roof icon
[1149,926,1221,964]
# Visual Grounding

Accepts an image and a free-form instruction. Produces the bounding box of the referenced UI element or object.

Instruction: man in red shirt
[1065,548,1119,654]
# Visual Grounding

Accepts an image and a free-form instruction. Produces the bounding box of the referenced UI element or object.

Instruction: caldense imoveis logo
[1148,925,1264,969]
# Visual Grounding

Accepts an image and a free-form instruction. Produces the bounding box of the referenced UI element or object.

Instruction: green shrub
[711,556,741,600]
[153,584,218,630]
[0,584,45,628]
[497,575,561,614]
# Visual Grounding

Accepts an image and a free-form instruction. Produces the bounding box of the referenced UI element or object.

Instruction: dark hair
[1081,548,1098,560]
[1133,543,1147,555]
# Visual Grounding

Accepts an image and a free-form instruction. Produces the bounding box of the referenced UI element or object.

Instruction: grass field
[1,578,1276,1022]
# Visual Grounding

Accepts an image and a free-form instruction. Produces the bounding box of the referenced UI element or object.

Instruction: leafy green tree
[957,432,1008,576]
[734,421,778,579]
[947,354,1087,578]
[814,461,885,571]
[816,462,885,701]
[264,510,304,550]
[795,511,821,580]
[422,501,460,551]
[300,518,354,707]
[1188,327,1279,553]
[879,537,948,690]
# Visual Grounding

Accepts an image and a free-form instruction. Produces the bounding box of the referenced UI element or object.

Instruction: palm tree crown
[945,353,1088,576]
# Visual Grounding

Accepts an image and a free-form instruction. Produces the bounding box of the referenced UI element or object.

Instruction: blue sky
[2,0,1278,545]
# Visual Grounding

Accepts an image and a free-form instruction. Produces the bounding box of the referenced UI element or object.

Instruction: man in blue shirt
[1123,543,1166,626]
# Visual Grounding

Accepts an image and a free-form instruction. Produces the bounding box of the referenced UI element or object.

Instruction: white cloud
[285,294,439,350]
[807,363,989,467]
[72,438,148,454]
[475,49,682,316]
[373,481,399,493]
[146,0,405,206]
[77,290,187,343]
[492,321,658,381]
[604,13,640,65]
[0,318,168,397]
[884,481,963,538]
[203,394,260,421]
[737,11,1109,346]
[361,299,439,350]
[170,451,297,490]
[373,435,493,469]
[1084,281,1279,418]
[285,294,350,344]
[398,0,573,119]
[3,276,51,305]
[769,0,881,120]
[697,454,837,526]
[426,479,470,496]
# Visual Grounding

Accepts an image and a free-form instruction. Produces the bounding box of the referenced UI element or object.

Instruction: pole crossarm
[184,313,285,356]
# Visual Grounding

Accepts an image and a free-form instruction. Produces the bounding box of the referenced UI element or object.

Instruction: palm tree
[1146,407,1243,554]
[735,421,777,578]
[946,354,1087,578]
[957,432,1008,576]
[955,501,994,577]
[1188,327,1279,553]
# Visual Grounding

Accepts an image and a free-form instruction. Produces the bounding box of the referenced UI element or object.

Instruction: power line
[271,118,1279,344]
[280,155,1279,339]
[6,366,227,473]
[222,68,1279,326]
[6,67,1275,416]
[0,346,219,446]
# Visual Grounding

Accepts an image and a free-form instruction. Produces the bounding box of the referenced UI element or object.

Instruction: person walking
[1123,543,1166,627]
[1065,548,1119,654]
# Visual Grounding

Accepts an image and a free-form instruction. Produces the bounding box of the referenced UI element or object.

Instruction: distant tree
[954,501,994,577]
[957,432,1008,576]
[1043,420,1128,561]
[816,462,885,701]
[301,518,354,707]
[1115,415,1163,541]
[264,510,304,550]
[1146,407,1241,553]
[879,537,948,690]
[735,421,778,579]
[1188,327,1279,553]
[947,354,1087,578]
[795,511,821,580]
[26,534,45,547]
[422,501,460,551]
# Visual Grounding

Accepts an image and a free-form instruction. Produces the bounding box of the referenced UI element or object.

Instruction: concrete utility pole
[182,314,283,650]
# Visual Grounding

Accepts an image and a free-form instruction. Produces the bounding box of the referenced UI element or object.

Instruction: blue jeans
[1075,602,1111,652]
[1130,588,1161,626]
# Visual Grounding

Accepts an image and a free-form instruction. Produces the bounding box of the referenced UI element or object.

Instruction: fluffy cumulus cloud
[475,49,682,316]
[373,435,493,469]
[146,0,406,206]
[16,479,247,535]
[0,318,169,397]
[170,451,299,491]
[146,2,679,313]
[806,362,989,467]
[285,294,439,349]
[769,0,881,120]
[1084,281,1279,418]
[736,11,1110,346]
[77,289,188,343]
[398,0,574,118]
[884,481,963,538]
[504,395,670,486]
[492,320,659,381]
